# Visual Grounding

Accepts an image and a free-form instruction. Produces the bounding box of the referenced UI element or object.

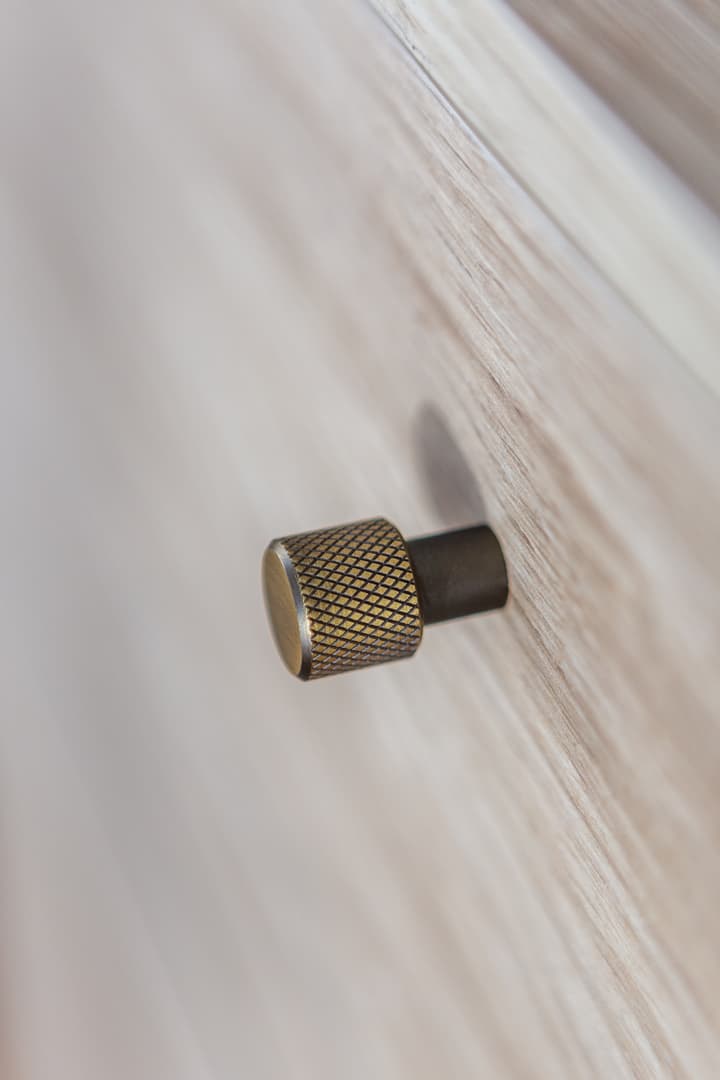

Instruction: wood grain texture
[370,0,720,398]
[507,0,720,215]
[2,0,720,1077]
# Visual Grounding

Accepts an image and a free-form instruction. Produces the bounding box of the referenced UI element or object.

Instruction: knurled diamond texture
[279,518,422,679]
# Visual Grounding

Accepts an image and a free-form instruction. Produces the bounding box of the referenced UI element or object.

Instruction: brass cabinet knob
[262,517,508,680]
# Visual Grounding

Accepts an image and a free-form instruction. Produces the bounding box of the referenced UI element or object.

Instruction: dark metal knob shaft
[406,525,508,626]
[262,518,508,681]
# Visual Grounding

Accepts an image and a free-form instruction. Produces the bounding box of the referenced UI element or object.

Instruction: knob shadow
[413,403,488,526]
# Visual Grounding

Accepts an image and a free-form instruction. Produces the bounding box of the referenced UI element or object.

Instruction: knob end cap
[262,541,310,679]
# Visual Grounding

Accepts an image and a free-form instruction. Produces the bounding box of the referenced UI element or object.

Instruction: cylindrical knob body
[262,517,508,681]
[263,518,423,680]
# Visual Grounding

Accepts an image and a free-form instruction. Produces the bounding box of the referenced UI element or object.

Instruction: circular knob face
[262,518,423,680]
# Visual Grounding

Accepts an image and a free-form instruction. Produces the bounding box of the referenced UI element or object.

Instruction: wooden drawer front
[4,1,720,1077]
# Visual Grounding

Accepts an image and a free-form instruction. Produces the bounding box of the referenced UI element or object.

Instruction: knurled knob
[262,517,508,681]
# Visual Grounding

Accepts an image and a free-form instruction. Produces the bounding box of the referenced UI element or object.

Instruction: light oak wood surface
[3,1,720,1077]
[507,0,720,214]
[372,0,720,397]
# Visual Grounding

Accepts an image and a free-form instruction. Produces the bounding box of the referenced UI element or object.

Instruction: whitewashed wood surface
[372,0,720,396]
[2,1,720,1077]
[506,0,720,214]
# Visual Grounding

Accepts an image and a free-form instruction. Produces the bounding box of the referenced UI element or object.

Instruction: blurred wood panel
[2,0,720,1078]
[371,0,720,398]
[507,0,720,214]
